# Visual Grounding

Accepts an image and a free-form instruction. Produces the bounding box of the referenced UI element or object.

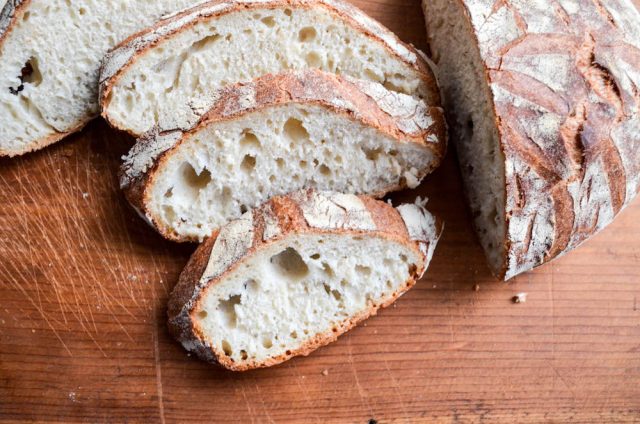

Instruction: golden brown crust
[120,70,446,243]
[167,190,442,371]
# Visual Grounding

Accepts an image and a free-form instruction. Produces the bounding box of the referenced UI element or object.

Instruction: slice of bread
[0,0,203,157]
[120,70,446,242]
[99,0,441,137]
[168,190,442,370]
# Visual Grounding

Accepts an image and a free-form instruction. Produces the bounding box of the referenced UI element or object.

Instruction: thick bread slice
[168,190,442,370]
[0,0,203,157]
[424,0,640,280]
[120,70,446,243]
[99,0,441,137]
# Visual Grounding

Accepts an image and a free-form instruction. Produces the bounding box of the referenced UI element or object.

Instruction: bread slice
[168,190,442,370]
[423,0,640,279]
[99,0,441,137]
[0,0,205,157]
[120,70,446,243]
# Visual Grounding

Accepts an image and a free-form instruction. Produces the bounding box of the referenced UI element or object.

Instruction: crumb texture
[195,233,418,366]
[168,191,441,370]
[101,0,437,136]
[139,101,433,241]
[0,0,198,156]
[424,0,640,279]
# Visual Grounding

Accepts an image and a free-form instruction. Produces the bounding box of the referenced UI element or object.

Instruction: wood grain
[1,1,639,422]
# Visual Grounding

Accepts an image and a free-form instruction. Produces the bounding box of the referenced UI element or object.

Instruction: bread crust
[98,0,442,119]
[120,70,447,243]
[167,190,442,371]
[0,0,27,45]
[424,0,640,280]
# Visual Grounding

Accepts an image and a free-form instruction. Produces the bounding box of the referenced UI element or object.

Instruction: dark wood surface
[1,1,639,422]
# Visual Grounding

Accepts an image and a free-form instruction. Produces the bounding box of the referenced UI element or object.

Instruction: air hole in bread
[240,155,256,173]
[9,57,42,95]
[240,350,248,360]
[400,254,408,263]
[270,248,309,279]
[240,130,261,149]
[22,11,30,22]
[466,118,474,135]
[364,148,382,161]
[290,331,298,339]
[331,289,342,301]
[298,27,317,42]
[218,295,241,328]
[198,310,208,319]
[283,118,309,143]
[260,16,276,27]
[192,34,222,52]
[364,68,383,84]
[221,340,233,356]
[305,52,322,68]
[383,80,402,92]
[310,253,321,260]
[78,7,87,16]
[323,283,332,296]
[240,205,248,214]
[182,163,212,190]
[284,8,292,16]
[163,205,177,223]
[322,262,335,278]
[244,279,259,293]
[318,164,331,176]
[262,337,273,349]
[356,265,372,276]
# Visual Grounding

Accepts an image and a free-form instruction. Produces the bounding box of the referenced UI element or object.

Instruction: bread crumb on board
[321,369,329,376]
[512,293,527,304]
[473,284,480,292]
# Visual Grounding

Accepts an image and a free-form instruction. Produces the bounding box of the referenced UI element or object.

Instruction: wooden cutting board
[1,1,639,422]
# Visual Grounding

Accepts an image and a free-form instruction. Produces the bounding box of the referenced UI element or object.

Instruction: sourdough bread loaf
[99,0,441,137]
[121,70,446,242]
[0,0,201,157]
[423,0,640,279]
[168,190,442,370]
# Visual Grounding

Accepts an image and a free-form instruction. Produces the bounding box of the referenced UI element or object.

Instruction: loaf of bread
[0,0,202,157]
[168,190,442,370]
[423,0,640,279]
[99,0,441,137]
[120,70,446,242]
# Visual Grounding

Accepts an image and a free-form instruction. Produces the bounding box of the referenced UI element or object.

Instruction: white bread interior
[138,103,433,241]
[0,0,197,156]
[194,232,421,366]
[102,4,432,136]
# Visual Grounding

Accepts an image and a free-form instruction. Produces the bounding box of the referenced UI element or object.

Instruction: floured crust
[425,0,640,280]
[167,190,442,371]
[0,0,27,45]
[98,0,441,112]
[120,70,447,242]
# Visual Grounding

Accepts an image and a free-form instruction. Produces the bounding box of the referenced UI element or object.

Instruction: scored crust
[120,69,447,242]
[425,0,640,279]
[98,0,442,115]
[167,190,442,371]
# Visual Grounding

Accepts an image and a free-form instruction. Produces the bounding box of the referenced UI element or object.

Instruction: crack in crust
[433,0,640,279]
